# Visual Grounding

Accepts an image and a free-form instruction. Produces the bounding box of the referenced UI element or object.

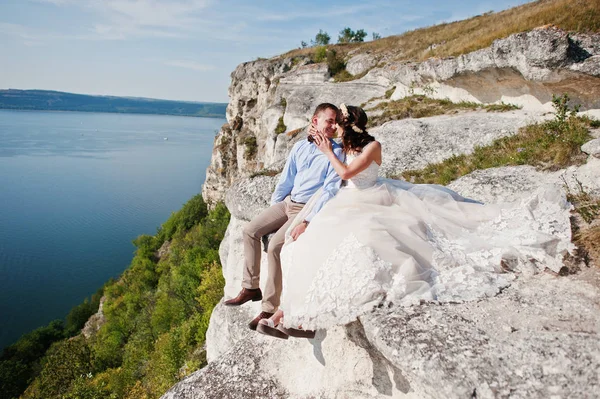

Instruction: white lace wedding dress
[279,151,572,331]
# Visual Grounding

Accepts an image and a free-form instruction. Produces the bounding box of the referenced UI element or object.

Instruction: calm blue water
[0,110,225,350]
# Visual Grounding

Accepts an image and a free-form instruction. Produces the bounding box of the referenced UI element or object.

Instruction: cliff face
[202,27,600,205]
[162,27,600,399]
[164,148,600,399]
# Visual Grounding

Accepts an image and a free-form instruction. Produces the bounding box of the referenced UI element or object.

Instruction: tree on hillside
[338,27,367,43]
[313,29,331,46]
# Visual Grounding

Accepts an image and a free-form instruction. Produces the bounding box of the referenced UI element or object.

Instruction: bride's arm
[313,132,380,180]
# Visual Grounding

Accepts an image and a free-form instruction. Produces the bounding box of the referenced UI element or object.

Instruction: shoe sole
[224,295,263,307]
[278,325,316,339]
[256,323,289,340]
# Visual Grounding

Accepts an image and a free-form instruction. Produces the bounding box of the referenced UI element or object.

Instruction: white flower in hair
[340,103,349,118]
[339,103,364,133]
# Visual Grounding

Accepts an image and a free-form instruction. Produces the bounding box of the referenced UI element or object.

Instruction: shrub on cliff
[338,27,367,43]
[12,195,229,399]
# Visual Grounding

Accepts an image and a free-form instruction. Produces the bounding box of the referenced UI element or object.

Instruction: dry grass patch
[368,95,520,127]
[398,116,593,185]
[250,169,281,178]
[567,180,600,268]
[576,226,600,267]
[281,0,599,63]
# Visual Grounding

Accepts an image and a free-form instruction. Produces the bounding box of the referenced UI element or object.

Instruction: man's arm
[270,143,298,205]
[303,157,342,222]
[290,146,344,241]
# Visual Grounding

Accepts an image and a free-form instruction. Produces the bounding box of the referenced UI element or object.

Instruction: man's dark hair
[312,103,338,118]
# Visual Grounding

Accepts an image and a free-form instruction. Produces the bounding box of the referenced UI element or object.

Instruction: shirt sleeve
[270,143,298,205]
[303,146,345,222]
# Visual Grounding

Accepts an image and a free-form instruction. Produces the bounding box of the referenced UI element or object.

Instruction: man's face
[312,108,338,138]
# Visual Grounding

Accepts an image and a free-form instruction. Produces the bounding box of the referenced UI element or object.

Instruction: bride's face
[313,108,337,138]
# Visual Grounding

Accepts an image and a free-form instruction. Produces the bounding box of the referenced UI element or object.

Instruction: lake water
[0,110,225,350]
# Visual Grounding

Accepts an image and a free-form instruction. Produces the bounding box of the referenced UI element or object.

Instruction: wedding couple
[224,102,563,339]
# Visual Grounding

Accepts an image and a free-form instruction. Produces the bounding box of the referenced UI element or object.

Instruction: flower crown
[340,103,364,133]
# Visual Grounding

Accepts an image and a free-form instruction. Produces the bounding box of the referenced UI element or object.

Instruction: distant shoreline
[0,89,228,119]
[0,107,227,119]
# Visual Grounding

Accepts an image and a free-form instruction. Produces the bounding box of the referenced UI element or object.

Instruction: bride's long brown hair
[336,105,375,153]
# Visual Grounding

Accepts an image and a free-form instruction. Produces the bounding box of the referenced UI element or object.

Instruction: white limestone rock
[203,28,600,206]
[372,110,534,178]
[225,175,279,221]
[346,53,378,76]
[160,159,600,399]
[362,267,600,399]
[582,138,600,158]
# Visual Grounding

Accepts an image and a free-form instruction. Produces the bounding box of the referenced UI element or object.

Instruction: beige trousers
[242,196,304,312]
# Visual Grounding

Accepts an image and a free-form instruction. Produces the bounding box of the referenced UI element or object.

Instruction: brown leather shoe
[224,288,262,307]
[248,311,274,331]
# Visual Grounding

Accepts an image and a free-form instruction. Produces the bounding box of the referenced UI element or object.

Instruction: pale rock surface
[225,175,279,221]
[581,138,600,158]
[372,110,535,178]
[361,267,600,399]
[164,157,600,398]
[374,28,600,110]
[177,25,600,399]
[81,296,106,339]
[346,53,378,76]
[202,28,600,205]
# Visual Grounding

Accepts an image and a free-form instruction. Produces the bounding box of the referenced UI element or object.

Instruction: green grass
[368,95,520,127]
[243,136,258,158]
[397,116,592,185]
[275,116,287,134]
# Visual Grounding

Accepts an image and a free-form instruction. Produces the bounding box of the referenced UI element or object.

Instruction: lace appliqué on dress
[283,233,397,331]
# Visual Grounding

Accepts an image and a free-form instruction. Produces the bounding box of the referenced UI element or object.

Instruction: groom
[224,102,345,330]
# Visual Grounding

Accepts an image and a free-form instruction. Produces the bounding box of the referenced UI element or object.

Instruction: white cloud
[258,4,378,22]
[27,0,215,40]
[164,60,215,71]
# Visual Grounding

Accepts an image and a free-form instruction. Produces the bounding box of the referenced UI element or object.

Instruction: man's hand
[290,221,308,241]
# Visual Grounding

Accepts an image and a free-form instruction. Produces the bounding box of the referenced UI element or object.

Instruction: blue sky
[1,0,532,103]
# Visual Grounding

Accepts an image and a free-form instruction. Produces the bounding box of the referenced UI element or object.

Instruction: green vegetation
[338,27,367,43]
[243,136,258,158]
[384,86,396,99]
[2,195,230,399]
[275,97,288,135]
[0,287,105,399]
[326,50,348,81]
[312,46,327,63]
[314,29,331,46]
[564,178,600,270]
[398,94,592,185]
[250,169,282,178]
[302,27,369,49]
[368,95,520,126]
[275,117,287,135]
[567,179,600,225]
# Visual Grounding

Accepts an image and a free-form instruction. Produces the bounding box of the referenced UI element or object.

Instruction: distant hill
[0,89,227,118]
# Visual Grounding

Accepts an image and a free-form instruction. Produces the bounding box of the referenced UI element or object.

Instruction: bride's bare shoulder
[364,140,381,152]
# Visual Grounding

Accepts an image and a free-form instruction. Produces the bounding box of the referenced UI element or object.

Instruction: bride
[257,104,569,339]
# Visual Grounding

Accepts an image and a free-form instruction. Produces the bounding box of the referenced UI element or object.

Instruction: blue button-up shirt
[271,138,345,222]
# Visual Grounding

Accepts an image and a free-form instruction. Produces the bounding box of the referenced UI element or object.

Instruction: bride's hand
[313,132,333,154]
